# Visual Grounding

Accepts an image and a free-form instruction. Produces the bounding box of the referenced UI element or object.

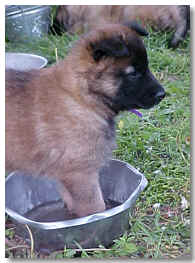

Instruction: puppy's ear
[124,21,148,36]
[90,37,129,62]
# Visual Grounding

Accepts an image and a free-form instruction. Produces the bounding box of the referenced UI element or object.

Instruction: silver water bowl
[5,52,48,71]
[5,159,148,253]
[5,5,51,43]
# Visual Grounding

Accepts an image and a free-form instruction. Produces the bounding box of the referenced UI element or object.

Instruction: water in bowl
[24,199,122,222]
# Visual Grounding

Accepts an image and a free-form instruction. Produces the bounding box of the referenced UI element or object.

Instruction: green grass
[5,33,78,65]
[5,27,191,259]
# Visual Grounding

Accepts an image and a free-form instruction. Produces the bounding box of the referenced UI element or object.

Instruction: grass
[5,25,191,259]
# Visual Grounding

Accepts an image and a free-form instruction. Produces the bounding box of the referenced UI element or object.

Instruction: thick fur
[6,23,165,218]
[53,5,190,48]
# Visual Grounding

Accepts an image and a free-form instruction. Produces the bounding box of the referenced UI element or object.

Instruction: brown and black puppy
[6,22,165,218]
[53,5,190,48]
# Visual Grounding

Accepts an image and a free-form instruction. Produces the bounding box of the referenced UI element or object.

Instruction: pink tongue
[129,109,142,117]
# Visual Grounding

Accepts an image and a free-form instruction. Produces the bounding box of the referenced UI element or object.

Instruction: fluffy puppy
[53,5,190,48]
[6,22,165,217]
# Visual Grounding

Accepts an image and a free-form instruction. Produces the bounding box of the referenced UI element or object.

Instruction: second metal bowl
[5,52,48,71]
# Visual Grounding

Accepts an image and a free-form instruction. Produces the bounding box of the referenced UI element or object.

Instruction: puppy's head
[71,22,165,114]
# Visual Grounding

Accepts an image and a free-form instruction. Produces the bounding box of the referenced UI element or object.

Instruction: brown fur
[54,5,190,48]
[6,23,164,218]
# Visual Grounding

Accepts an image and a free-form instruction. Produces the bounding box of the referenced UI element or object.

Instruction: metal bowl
[5,5,51,43]
[5,159,148,253]
[5,52,48,71]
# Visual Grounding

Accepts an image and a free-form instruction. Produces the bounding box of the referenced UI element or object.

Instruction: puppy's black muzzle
[137,70,166,109]
[107,67,166,113]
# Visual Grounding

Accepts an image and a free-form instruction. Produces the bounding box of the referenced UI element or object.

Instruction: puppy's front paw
[59,175,105,218]
[72,198,106,218]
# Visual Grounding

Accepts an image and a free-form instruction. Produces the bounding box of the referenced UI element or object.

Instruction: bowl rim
[5,52,48,69]
[5,159,148,230]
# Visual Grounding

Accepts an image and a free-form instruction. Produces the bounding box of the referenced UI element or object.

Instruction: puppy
[6,22,165,218]
[53,5,190,48]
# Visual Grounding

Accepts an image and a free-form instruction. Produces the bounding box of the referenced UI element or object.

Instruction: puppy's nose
[155,91,166,102]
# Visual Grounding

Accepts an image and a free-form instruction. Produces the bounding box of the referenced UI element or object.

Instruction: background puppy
[6,22,165,218]
[53,5,190,48]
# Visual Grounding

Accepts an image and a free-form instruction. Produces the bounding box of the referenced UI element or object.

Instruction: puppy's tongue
[129,109,142,117]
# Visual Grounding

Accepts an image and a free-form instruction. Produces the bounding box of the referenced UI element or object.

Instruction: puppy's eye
[125,66,137,77]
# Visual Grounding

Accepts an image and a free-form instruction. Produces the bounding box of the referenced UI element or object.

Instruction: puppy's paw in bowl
[59,173,105,218]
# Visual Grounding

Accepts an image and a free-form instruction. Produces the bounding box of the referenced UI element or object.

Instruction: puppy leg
[59,172,105,217]
[169,6,190,48]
